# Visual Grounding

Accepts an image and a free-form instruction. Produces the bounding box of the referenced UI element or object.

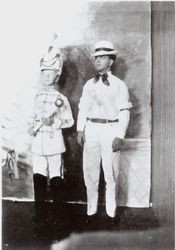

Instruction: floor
[2,200,174,250]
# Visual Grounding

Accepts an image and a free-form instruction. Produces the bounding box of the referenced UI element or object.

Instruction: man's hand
[112,137,123,152]
[41,117,54,126]
[77,131,85,147]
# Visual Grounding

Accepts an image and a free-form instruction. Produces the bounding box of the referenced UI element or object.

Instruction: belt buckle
[105,119,108,123]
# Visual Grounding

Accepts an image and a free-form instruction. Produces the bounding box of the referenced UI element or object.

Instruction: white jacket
[29,86,74,155]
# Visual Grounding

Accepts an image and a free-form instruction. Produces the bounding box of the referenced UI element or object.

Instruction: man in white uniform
[28,34,74,227]
[77,41,132,224]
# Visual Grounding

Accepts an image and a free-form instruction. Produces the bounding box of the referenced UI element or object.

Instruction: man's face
[41,70,57,86]
[94,55,112,73]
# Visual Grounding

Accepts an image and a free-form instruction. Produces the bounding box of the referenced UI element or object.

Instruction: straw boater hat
[92,40,118,57]
[40,33,63,76]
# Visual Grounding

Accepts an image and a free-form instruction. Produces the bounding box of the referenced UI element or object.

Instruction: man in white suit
[77,40,132,225]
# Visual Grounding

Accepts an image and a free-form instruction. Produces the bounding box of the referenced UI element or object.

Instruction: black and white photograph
[1,1,174,249]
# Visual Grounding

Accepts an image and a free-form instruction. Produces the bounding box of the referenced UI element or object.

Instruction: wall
[151,2,175,224]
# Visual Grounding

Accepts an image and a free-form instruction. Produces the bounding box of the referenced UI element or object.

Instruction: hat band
[95,47,114,52]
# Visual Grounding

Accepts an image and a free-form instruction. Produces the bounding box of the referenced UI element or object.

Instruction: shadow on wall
[113,56,129,81]
[127,90,142,138]
[113,56,141,138]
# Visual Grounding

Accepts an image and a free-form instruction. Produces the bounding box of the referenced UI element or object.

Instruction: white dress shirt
[77,71,132,139]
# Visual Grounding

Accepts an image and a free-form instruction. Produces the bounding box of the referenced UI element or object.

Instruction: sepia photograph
[1,1,174,249]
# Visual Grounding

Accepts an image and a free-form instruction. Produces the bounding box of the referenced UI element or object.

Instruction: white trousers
[83,121,120,217]
[32,153,63,179]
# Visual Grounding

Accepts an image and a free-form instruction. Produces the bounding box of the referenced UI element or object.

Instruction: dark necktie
[94,73,110,86]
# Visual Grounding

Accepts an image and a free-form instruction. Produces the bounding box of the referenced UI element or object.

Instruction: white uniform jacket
[29,86,74,156]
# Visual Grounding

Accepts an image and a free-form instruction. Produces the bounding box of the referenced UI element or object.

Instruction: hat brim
[91,50,118,57]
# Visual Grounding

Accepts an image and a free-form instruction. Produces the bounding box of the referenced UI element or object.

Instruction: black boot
[50,176,70,240]
[33,173,47,223]
[50,177,64,225]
